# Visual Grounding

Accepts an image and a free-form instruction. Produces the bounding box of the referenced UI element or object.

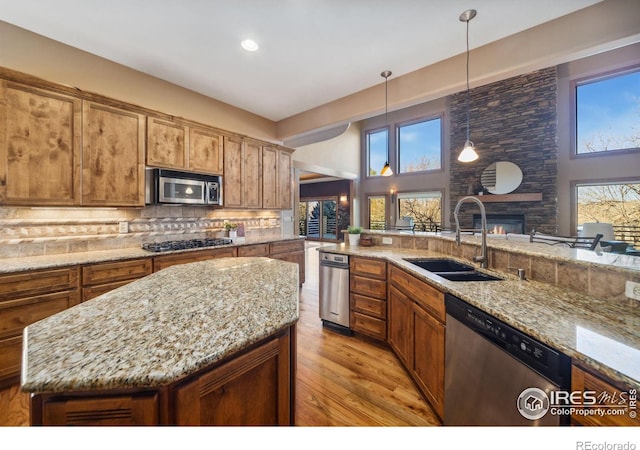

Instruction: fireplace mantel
[468,193,542,203]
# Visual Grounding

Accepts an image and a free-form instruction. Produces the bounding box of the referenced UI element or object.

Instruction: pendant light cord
[465,18,470,143]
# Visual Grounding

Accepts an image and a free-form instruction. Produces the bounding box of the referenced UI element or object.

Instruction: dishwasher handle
[320,260,349,269]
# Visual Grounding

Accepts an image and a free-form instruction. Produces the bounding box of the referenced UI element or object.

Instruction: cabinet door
[262,146,278,209]
[153,247,237,272]
[388,285,414,369]
[243,141,262,209]
[174,332,291,425]
[413,303,445,419]
[190,127,223,174]
[238,243,270,257]
[82,101,145,206]
[0,81,81,205]
[223,135,243,208]
[277,150,292,209]
[350,257,386,280]
[146,117,188,170]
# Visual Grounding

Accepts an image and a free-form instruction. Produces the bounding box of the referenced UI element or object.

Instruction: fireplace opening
[473,214,525,235]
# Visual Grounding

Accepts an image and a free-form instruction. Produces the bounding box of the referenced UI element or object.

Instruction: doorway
[299,197,342,242]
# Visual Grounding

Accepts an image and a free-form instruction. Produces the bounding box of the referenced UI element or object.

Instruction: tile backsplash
[0,206,281,258]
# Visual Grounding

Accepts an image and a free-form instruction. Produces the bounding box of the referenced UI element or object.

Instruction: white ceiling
[0,0,603,121]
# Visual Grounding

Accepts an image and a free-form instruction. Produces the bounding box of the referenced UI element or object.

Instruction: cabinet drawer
[0,335,22,383]
[351,311,386,341]
[0,290,80,340]
[350,293,386,320]
[571,365,638,426]
[350,257,386,280]
[82,280,137,302]
[238,243,270,257]
[269,240,304,255]
[350,274,386,300]
[82,258,152,286]
[389,265,444,323]
[0,268,79,300]
[153,247,237,272]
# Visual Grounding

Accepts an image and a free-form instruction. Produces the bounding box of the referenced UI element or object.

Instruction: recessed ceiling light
[241,39,259,52]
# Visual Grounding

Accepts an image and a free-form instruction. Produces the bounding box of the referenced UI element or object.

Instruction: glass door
[299,197,339,242]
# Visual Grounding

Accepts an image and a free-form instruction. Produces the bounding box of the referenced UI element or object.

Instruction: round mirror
[480,161,523,194]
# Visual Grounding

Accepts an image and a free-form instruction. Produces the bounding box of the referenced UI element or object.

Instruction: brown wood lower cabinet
[81,258,152,302]
[0,268,80,387]
[388,264,445,420]
[269,240,305,285]
[238,243,270,257]
[31,325,295,426]
[153,247,238,272]
[571,365,639,426]
[349,256,387,342]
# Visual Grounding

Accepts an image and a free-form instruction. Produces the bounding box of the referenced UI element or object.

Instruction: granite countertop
[318,243,640,391]
[0,235,305,274]
[366,230,640,273]
[21,257,300,393]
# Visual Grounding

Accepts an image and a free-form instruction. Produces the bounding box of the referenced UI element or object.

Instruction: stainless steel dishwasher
[319,252,351,333]
[444,293,571,426]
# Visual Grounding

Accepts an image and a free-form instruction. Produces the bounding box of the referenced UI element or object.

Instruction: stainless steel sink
[403,258,502,282]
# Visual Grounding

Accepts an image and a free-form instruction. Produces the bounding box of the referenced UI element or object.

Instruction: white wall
[292,122,361,178]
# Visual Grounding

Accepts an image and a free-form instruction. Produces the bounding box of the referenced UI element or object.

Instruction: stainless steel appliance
[444,294,571,426]
[142,238,232,252]
[319,252,350,333]
[145,168,222,206]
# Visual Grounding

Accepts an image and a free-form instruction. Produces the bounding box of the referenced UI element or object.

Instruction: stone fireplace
[449,67,558,234]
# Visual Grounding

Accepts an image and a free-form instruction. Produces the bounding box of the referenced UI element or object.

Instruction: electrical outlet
[118,221,129,233]
[382,237,393,245]
[625,280,640,301]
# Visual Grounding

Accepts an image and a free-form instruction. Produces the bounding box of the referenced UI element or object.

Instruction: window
[575,181,640,245]
[397,191,442,231]
[366,128,388,176]
[575,69,640,155]
[368,196,387,230]
[398,117,442,173]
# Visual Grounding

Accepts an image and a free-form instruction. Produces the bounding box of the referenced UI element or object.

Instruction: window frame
[364,126,390,178]
[396,114,444,175]
[570,64,640,160]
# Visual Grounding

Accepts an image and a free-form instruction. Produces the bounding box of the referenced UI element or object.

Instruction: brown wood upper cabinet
[263,146,293,210]
[82,101,145,206]
[0,80,82,206]
[147,117,223,175]
[223,136,263,209]
[146,117,187,170]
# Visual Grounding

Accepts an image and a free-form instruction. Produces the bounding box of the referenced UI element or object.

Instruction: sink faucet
[454,196,488,268]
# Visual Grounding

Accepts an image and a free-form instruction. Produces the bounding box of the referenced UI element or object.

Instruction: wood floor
[0,242,439,427]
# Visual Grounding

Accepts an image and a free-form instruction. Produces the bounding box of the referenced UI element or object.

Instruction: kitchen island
[21,257,299,426]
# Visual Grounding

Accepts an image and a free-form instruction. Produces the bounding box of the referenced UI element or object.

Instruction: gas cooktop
[142,238,233,253]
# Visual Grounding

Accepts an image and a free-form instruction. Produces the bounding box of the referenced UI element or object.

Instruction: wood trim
[466,193,542,203]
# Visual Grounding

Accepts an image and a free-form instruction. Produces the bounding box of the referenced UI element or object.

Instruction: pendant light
[380,70,393,176]
[457,9,479,163]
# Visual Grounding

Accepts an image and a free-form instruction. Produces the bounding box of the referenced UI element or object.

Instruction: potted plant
[225,222,238,238]
[347,225,362,246]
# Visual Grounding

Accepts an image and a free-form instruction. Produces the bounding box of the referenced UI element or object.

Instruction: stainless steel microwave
[145,168,223,206]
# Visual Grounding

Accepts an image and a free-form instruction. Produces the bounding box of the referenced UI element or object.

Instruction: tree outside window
[397,192,442,231]
[368,196,386,230]
[576,182,640,245]
[398,117,442,173]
